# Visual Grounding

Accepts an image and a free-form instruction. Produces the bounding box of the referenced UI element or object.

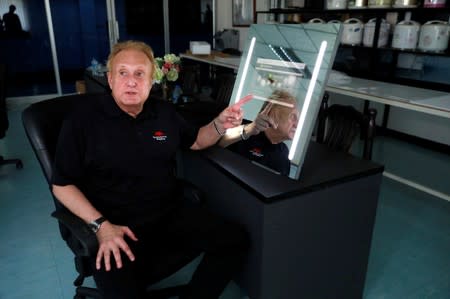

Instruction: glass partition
[229,23,341,179]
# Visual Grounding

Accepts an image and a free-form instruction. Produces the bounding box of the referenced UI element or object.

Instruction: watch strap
[89,216,106,233]
[241,124,250,140]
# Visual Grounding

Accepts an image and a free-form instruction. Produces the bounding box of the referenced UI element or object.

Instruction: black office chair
[178,64,202,101]
[176,72,236,126]
[316,93,377,160]
[0,63,23,169]
[22,94,204,299]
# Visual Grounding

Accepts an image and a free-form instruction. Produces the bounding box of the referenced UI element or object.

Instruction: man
[3,5,23,34]
[52,40,249,299]
[219,90,299,175]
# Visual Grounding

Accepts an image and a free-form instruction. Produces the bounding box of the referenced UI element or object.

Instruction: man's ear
[107,72,113,89]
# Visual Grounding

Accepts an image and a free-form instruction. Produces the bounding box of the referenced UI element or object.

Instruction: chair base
[0,155,23,169]
[73,284,189,299]
[74,286,101,299]
[147,284,189,299]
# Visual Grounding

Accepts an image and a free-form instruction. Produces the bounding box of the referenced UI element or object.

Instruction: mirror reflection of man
[3,4,23,34]
[219,90,300,175]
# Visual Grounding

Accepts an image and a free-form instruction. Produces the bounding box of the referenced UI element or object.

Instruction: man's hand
[246,102,277,136]
[95,221,138,271]
[215,103,244,131]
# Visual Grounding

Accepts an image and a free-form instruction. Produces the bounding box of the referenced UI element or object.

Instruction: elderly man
[52,40,249,299]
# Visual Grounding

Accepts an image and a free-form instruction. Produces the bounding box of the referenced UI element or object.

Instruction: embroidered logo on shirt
[153,130,168,141]
[249,147,264,158]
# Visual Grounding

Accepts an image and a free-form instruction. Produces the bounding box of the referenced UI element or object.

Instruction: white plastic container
[326,0,348,9]
[286,0,305,7]
[341,18,364,45]
[418,20,450,52]
[327,20,342,24]
[392,20,420,50]
[363,18,390,47]
[393,0,418,7]
[308,18,326,24]
[423,0,447,8]
[368,0,392,8]
[348,0,368,8]
[190,41,211,55]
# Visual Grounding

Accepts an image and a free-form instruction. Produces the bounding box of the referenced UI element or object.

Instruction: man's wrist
[88,216,107,233]
[213,119,226,136]
[240,124,250,140]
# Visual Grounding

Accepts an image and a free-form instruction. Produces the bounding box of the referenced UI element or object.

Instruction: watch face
[89,217,106,233]
[89,223,99,233]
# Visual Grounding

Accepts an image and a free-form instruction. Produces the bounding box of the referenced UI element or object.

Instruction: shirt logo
[153,130,168,141]
[249,147,264,158]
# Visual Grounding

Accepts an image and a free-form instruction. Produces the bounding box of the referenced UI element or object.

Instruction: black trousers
[91,204,249,299]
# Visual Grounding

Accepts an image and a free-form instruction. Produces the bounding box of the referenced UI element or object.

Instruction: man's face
[107,49,153,113]
[277,107,299,140]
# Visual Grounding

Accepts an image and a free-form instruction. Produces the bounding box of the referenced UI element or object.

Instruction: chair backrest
[0,64,8,138]
[22,94,91,240]
[180,64,201,96]
[316,101,377,160]
[212,72,236,110]
[22,94,89,183]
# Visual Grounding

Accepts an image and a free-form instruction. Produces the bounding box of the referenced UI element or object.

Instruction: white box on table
[190,41,211,55]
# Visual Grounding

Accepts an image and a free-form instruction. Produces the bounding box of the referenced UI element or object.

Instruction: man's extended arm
[191,104,244,150]
[218,103,276,148]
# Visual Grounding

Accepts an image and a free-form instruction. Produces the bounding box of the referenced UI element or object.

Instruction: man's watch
[88,216,107,233]
[241,124,250,140]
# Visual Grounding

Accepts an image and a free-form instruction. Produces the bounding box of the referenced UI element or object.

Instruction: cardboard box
[190,41,211,55]
[75,80,86,94]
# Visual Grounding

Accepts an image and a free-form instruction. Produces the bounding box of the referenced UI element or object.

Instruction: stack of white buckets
[336,18,450,53]
[318,0,450,52]
[309,10,450,52]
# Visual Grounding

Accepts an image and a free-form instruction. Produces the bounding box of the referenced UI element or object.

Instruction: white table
[326,77,450,119]
[180,51,240,71]
[180,52,450,119]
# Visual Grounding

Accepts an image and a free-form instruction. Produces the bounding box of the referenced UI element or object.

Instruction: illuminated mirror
[228,23,341,179]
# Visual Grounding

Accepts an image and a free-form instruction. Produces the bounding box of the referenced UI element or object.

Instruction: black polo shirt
[228,132,290,176]
[52,94,199,227]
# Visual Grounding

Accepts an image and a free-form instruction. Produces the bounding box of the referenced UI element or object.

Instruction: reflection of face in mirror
[219,89,299,176]
[263,90,299,142]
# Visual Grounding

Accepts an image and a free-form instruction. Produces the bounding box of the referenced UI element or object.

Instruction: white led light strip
[289,41,328,161]
[234,37,256,104]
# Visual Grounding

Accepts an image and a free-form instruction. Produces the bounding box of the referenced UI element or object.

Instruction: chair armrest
[51,210,99,257]
[51,181,203,257]
[177,178,206,206]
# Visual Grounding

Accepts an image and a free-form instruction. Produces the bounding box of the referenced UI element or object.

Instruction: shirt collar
[101,94,156,119]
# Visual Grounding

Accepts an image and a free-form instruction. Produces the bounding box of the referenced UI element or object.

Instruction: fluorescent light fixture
[289,40,328,161]
[252,95,295,108]
[234,37,256,104]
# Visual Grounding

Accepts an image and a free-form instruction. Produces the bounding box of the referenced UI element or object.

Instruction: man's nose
[127,77,137,86]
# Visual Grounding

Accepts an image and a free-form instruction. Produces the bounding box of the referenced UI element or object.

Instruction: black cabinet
[256,5,450,92]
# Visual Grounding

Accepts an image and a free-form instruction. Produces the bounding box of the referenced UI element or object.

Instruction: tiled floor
[1,99,449,299]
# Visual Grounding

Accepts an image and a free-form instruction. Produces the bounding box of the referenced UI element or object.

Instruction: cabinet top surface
[199,143,384,202]
[327,77,450,118]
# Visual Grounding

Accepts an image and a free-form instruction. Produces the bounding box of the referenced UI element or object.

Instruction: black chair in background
[0,63,23,169]
[22,94,204,299]
[316,92,377,160]
[176,72,236,126]
[178,64,202,101]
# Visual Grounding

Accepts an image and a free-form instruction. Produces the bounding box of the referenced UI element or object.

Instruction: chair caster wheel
[16,161,23,169]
